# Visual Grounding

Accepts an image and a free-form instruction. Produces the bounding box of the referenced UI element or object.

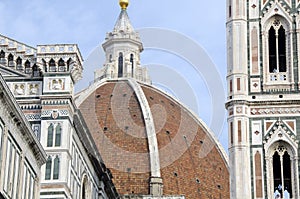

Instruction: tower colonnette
[226,0,300,198]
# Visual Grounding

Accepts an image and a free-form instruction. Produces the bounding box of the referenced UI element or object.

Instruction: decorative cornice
[0,74,46,166]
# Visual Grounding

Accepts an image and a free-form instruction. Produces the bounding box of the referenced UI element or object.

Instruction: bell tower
[226,0,251,199]
[226,0,300,198]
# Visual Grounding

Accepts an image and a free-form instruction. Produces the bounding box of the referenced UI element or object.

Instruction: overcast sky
[0,0,228,150]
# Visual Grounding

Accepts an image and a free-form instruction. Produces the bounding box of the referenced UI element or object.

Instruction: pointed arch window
[32,64,40,77]
[16,57,22,70]
[81,176,88,199]
[272,145,293,197]
[53,156,60,179]
[268,20,286,73]
[25,60,31,74]
[8,54,14,67]
[55,124,62,147]
[47,124,54,147]
[118,52,123,77]
[283,151,292,197]
[45,156,52,180]
[45,155,60,180]
[0,50,6,64]
[58,58,66,72]
[47,123,62,147]
[130,54,134,77]
[228,0,232,18]
[49,59,56,72]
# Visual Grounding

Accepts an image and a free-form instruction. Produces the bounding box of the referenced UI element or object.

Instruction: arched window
[82,182,86,199]
[53,156,60,179]
[47,124,54,147]
[118,52,123,77]
[58,58,66,72]
[228,0,232,18]
[45,156,52,180]
[0,50,6,64]
[272,145,293,197]
[8,54,14,67]
[0,50,4,59]
[55,124,62,147]
[130,54,134,77]
[273,151,281,193]
[32,64,40,77]
[278,26,286,72]
[268,20,286,73]
[269,26,277,73]
[49,59,56,72]
[25,60,31,74]
[81,176,89,199]
[16,57,22,70]
[283,151,292,197]
[67,58,73,71]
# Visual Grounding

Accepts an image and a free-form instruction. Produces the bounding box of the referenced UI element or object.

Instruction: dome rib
[128,79,161,178]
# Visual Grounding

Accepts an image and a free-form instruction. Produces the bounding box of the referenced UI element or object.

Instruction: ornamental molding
[250,107,300,115]
[41,109,69,118]
[25,114,41,121]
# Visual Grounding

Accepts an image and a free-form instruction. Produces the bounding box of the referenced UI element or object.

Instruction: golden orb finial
[119,0,129,10]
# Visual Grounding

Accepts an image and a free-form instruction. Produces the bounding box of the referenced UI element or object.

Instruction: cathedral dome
[75,78,229,198]
[75,2,229,198]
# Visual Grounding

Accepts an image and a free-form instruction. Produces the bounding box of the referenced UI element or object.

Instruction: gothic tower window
[8,54,14,67]
[269,26,277,73]
[55,124,62,147]
[130,54,134,77]
[271,144,293,197]
[45,156,60,180]
[228,0,232,18]
[16,57,22,70]
[47,124,54,147]
[283,151,292,197]
[47,123,62,147]
[273,151,281,192]
[0,50,5,64]
[278,26,286,72]
[25,60,31,74]
[118,52,123,77]
[45,156,52,180]
[58,58,66,72]
[49,59,56,72]
[268,22,286,73]
[81,176,88,199]
[32,64,40,77]
[262,16,292,89]
[53,156,60,180]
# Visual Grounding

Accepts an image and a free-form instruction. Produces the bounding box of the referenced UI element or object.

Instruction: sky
[0,0,228,150]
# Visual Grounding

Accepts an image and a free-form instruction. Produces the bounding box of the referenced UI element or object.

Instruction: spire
[114,0,133,33]
[113,9,134,33]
